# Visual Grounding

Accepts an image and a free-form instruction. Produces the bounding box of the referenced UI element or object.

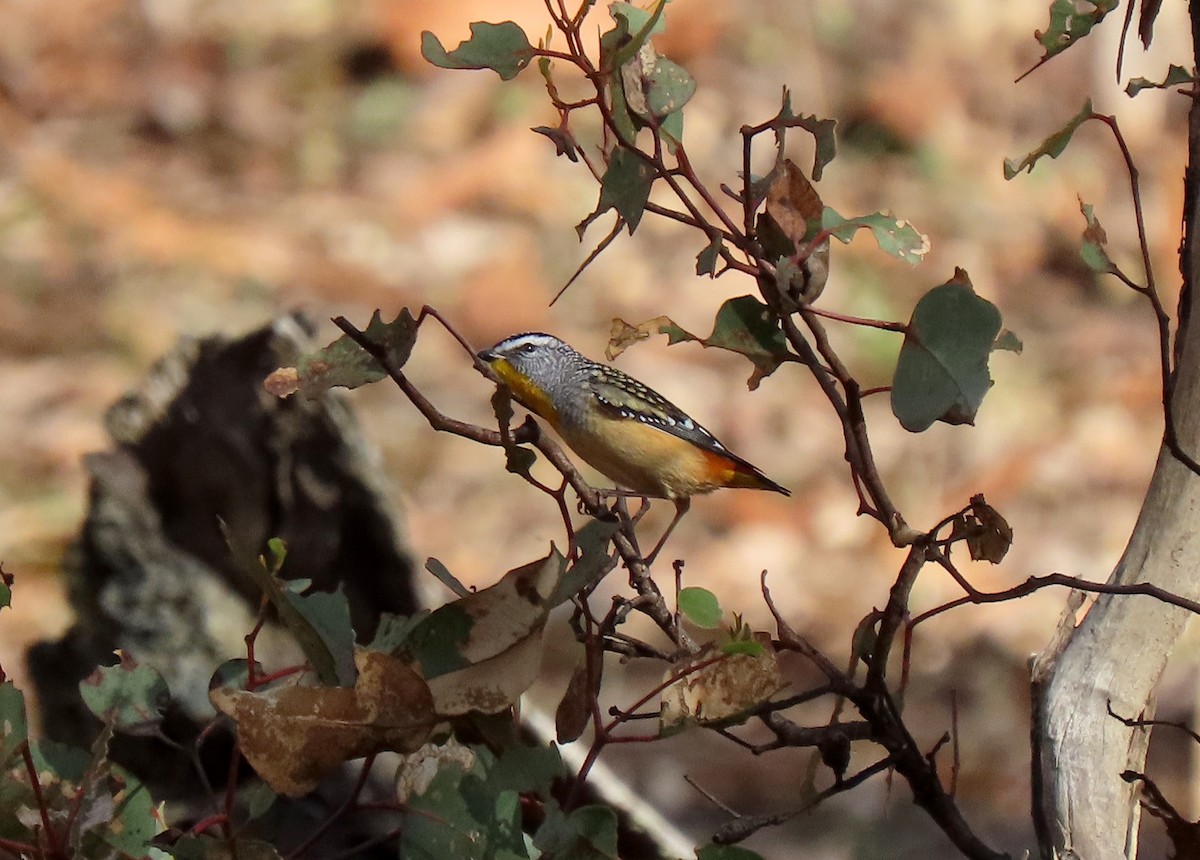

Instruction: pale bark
[1031,10,1200,856]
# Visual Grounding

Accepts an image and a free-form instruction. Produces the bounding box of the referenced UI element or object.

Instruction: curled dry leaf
[660,633,784,732]
[966,493,1013,564]
[262,367,300,398]
[415,552,564,717]
[766,159,829,303]
[555,644,603,743]
[210,648,437,796]
[606,315,674,360]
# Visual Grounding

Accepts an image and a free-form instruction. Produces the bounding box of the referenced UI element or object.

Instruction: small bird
[477,332,789,560]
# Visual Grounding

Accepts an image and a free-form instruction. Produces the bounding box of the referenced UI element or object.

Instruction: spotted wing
[585,365,790,495]
[585,366,736,458]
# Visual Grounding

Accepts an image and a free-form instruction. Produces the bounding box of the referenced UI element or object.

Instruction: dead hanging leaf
[606,316,674,360]
[965,493,1013,564]
[555,644,603,743]
[425,632,545,717]
[660,633,784,733]
[210,648,437,796]
[608,294,790,390]
[404,550,566,717]
[765,159,829,303]
[619,39,658,119]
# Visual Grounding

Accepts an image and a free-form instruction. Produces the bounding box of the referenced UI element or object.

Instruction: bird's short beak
[476,348,498,364]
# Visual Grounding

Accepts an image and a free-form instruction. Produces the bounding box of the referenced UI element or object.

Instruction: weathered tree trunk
[1031,7,1200,858]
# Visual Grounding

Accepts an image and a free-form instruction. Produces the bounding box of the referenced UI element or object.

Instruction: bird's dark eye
[518,343,537,354]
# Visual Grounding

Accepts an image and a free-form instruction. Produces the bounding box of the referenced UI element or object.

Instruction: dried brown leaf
[660,633,784,731]
[210,649,437,796]
[555,645,602,743]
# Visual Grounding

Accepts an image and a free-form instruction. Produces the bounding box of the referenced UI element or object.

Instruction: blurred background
[0,0,1196,856]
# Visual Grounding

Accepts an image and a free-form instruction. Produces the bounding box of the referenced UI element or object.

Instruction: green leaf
[598,148,656,232]
[165,834,283,859]
[401,747,529,860]
[0,563,11,612]
[281,585,357,687]
[1126,64,1193,97]
[609,296,791,390]
[491,386,539,477]
[643,57,696,118]
[994,329,1024,354]
[697,845,767,860]
[426,557,473,598]
[678,587,722,628]
[705,295,791,389]
[208,658,261,692]
[505,445,538,476]
[534,802,619,859]
[1028,0,1118,67]
[660,107,685,149]
[609,1,668,67]
[822,208,929,264]
[599,21,640,148]
[550,518,620,605]
[696,236,722,276]
[88,769,162,857]
[404,603,475,678]
[1079,199,1117,274]
[490,743,567,796]
[243,781,278,821]
[799,115,838,182]
[225,528,348,687]
[420,22,533,81]
[0,681,28,769]
[264,308,418,399]
[79,651,170,733]
[610,2,667,37]
[721,638,765,656]
[367,610,427,655]
[891,270,1003,433]
[1004,100,1095,179]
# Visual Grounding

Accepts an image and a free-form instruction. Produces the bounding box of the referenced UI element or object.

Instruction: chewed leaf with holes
[891,269,1003,432]
[1126,64,1193,97]
[822,209,929,264]
[264,309,418,399]
[1027,0,1117,68]
[80,651,170,734]
[1004,100,1094,179]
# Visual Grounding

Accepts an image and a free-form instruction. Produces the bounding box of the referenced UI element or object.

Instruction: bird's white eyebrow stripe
[494,333,560,351]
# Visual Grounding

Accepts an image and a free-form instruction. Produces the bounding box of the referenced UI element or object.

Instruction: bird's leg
[644,497,690,566]
[612,495,642,556]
